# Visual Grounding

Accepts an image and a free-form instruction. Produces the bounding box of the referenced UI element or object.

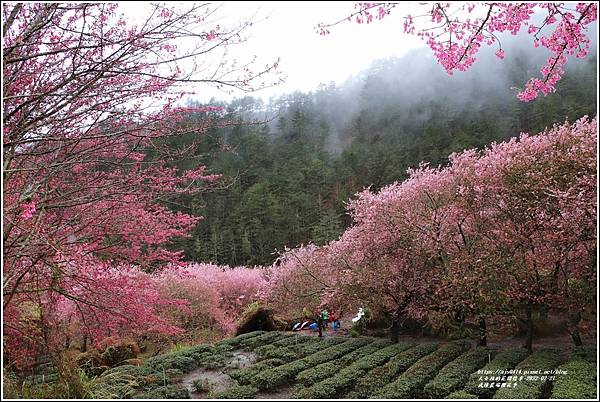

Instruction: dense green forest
[164,45,597,267]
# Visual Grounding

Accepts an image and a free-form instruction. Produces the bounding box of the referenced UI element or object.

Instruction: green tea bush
[445,390,478,399]
[192,378,214,393]
[228,358,285,385]
[294,343,416,399]
[237,332,284,349]
[424,347,491,398]
[571,345,597,363]
[135,385,189,399]
[295,361,340,387]
[255,335,312,357]
[493,349,561,399]
[214,331,265,349]
[295,338,382,386]
[348,342,439,398]
[374,341,471,399]
[463,347,529,398]
[550,360,596,399]
[250,338,371,390]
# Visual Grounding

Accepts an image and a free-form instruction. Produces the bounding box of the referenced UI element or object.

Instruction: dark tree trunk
[571,327,583,346]
[478,316,487,346]
[82,335,88,352]
[523,303,533,352]
[390,318,400,343]
[317,317,323,338]
[568,311,583,346]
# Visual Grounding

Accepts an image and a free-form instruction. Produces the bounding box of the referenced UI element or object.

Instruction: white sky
[220,1,425,100]
[120,1,425,102]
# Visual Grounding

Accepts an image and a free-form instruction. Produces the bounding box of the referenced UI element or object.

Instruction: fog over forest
[167,29,597,266]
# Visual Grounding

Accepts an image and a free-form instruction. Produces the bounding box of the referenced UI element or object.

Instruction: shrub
[228,358,285,385]
[301,337,347,354]
[446,390,478,399]
[250,338,371,390]
[143,343,219,373]
[255,335,313,359]
[100,340,140,367]
[90,341,233,398]
[144,354,197,372]
[424,347,491,398]
[348,342,439,398]
[192,378,214,393]
[493,349,561,399]
[374,340,471,399]
[135,385,189,399]
[338,339,393,365]
[550,360,596,399]
[295,361,340,387]
[295,342,415,399]
[258,337,343,364]
[295,338,384,386]
[237,331,284,349]
[571,345,597,363]
[463,347,529,398]
[214,331,265,349]
[210,384,259,399]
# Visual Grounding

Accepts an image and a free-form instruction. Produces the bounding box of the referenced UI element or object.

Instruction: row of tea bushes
[373,341,471,398]
[295,341,416,398]
[250,338,372,391]
[423,347,492,398]
[493,349,562,399]
[347,342,439,398]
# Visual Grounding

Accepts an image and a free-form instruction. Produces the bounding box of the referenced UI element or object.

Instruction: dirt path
[255,385,294,399]
[182,351,257,399]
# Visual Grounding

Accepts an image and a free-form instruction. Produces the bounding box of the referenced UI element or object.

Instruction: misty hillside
[165,37,597,267]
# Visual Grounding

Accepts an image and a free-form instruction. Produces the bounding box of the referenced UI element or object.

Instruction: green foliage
[254,334,314,359]
[228,358,285,385]
[374,340,471,399]
[493,349,561,399]
[423,347,491,398]
[349,342,439,398]
[464,347,529,398]
[236,331,285,349]
[550,360,597,399]
[571,345,597,363]
[91,341,229,398]
[445,390,478,399]
[295,338,387,387]
[296,341,415,398]
[214,331,265,349]
[135,385,189,399]
[7,366,104,399]
[192,378,214,393]
[250,338,371,390]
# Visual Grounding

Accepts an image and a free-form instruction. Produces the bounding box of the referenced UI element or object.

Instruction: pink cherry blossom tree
[2,2,279,368]
[318,2,597,101]
[274,117,596,348]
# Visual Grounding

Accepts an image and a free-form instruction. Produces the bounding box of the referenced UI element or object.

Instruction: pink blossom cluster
[2,2,278,368]
[264,117,597,335]
[155,263,267,337]
[319,2,597,101]
[400,3,597,101]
